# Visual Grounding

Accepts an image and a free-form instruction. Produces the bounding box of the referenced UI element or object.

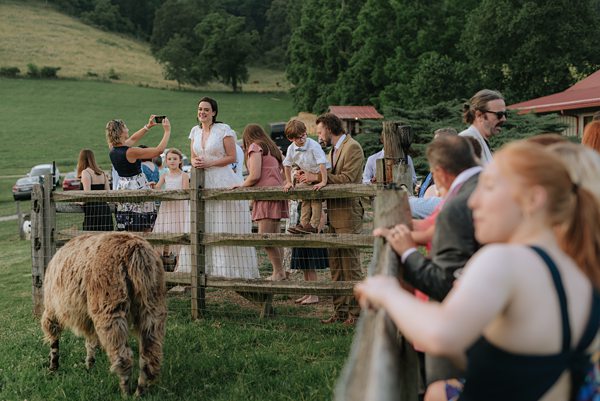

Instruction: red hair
[582,120,600,153]
[495,141,600,289]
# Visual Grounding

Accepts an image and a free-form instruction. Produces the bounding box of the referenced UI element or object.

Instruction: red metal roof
[329,106,384,120]
[508,69,600,114]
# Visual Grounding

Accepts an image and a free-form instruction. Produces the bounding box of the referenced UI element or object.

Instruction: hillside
[0,0,290,91]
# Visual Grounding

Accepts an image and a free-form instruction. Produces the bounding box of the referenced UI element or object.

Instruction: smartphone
[154,115,166,123]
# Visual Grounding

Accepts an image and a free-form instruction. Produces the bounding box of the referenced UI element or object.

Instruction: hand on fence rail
[373,224,416,256]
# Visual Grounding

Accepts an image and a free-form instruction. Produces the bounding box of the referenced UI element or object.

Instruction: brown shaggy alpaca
[41,232,167,396]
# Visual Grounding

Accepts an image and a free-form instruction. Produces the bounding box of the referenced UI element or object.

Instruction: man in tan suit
[298,113,365,325]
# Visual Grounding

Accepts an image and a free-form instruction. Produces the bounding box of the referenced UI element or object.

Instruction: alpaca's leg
[96,316,133,396]
[134,313,166,397]
[84,334,99,369]
[41,310,62,371]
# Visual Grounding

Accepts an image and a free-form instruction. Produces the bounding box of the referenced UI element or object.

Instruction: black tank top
[460,246,600,401]
[109,146,141,177]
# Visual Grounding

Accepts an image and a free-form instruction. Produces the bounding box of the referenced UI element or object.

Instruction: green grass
[0,218,354,400]
[0,75,354,401]
[0,78,294,175]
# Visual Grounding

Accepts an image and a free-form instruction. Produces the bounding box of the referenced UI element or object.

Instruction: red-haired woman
[358,141,600,401]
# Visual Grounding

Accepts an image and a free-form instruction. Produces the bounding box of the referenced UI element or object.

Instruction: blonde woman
[106,115,170,231]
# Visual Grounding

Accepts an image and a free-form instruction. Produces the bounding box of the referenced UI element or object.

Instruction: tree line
[43,0,600,113]
[287,0,600,113]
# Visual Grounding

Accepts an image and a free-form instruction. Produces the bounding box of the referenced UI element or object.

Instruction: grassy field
[0,0,290,92]
[0,219,354,401]
[0,78,295,218]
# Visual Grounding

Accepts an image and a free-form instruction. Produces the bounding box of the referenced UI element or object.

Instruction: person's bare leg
[258,219,285,280]
[301,269,319,304]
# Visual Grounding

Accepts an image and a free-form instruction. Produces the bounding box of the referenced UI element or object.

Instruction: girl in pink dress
[233,124,289,281]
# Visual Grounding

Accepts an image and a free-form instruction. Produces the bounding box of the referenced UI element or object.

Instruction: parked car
[62,171,80,191]
[268,122,291,156]
[12,164,61,201]
[160,149,192,173]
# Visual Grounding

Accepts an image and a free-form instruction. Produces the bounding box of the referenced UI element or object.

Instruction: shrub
[27,63,40,78]
[86,71,99,77]
[0,67,20,78]
[40,66,61,79]
[108,68,120,80]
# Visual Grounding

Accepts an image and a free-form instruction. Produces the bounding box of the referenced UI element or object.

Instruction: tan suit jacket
[327,135,364,231]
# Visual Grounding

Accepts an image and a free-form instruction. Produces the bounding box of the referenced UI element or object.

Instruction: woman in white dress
[189,97,259,279]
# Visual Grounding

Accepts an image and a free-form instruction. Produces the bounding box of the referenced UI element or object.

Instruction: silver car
[12,164,61,200]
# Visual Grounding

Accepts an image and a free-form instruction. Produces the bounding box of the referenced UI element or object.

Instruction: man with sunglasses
[459,89,507,165]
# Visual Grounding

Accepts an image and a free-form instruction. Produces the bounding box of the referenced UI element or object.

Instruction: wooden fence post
[30,175,56,317]
[382,122,414,194]
[190,168,206,319]
[334,186,418,401]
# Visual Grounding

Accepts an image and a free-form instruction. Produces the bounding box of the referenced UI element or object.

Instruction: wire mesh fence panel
[44,180,381,323]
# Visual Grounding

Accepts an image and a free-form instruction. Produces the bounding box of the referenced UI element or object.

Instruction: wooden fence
[31,171,380,319]
[30,121,420,400]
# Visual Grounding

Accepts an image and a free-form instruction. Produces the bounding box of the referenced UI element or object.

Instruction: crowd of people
[356,89,600,401]
[73,90,599,399]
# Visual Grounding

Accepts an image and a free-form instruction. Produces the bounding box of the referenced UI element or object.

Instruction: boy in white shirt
[283,119,330,234]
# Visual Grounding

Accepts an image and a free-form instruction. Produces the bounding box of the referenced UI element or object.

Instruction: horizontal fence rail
[56,230,374,248]
[52,184,377,203]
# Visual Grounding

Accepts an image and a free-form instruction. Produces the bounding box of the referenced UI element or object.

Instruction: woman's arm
[103,172,110,191]
[154,174,166,190]
[354,245,514,356]
[80,170,92,191]
[411,224,435,246]
[126,118,171,163]
[194,135,237,168]
[233,148,262,188]
[125,115,158,146]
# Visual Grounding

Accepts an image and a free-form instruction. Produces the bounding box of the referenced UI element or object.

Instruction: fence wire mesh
[42,182,378,322]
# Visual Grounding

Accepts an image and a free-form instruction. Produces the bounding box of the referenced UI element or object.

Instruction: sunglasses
[481,109,508,119]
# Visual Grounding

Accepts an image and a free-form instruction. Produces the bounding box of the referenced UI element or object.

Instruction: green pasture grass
[0,0,290,92]
[0,219,354,400]
[0,78,294,177]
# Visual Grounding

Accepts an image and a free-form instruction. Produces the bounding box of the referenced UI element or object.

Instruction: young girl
[153,148,191,272]
[234,124,289,281]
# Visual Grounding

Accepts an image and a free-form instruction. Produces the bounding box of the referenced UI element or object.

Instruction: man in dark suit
[297,113,365,325]
[376,135,482,301]
[375,135,482,384]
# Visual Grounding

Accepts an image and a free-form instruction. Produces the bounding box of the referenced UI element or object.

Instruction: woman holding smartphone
[106,114,170,231]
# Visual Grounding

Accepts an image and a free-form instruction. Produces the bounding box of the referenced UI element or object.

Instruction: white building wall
[557,115,578,137]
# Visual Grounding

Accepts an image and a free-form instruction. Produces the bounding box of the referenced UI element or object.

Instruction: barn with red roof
[328,105,384,135]
[508,70,600,138]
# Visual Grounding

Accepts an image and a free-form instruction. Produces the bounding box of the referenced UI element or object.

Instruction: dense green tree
[287,0,362,113]
[112,0,165,38]
[80,0,134,33]
[49,0,94,15]
[334,0,398,108]
[262,0,295,67]
[193,12,257,91]
[155,34,197,88]
[461,0,600,103]
[150,0,206,53]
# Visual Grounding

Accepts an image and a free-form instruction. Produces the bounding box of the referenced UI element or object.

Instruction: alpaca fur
[22,219,31,240]
[41,232,167,396]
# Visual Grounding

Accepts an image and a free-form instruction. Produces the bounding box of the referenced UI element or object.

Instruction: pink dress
[248,143,289,221]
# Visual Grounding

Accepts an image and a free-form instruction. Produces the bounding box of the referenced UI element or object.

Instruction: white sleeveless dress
[189,124,259,279]
[153,172,191,272]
